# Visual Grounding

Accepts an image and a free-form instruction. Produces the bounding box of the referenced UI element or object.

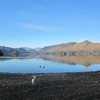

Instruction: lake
[0,55,100,73]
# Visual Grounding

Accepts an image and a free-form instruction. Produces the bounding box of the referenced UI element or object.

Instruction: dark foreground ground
[0,72,100,100]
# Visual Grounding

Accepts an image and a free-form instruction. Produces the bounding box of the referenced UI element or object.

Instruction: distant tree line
[0,50,19,57]
[55,50,100,56]
[56,51,66,56]
[0,50,3,56]
[12,51,19,57]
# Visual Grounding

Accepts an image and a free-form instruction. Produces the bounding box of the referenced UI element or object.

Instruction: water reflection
[0,55,100,73]
[1,54,100,67]
[3,53,38,57]
[41,55,100,67]
[0,58,11,61]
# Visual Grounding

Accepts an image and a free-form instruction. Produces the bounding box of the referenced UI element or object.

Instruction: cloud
[21,23,51,31]
[15,22,60,32]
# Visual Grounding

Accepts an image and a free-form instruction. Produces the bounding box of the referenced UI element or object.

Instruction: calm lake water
[0,55,100,73]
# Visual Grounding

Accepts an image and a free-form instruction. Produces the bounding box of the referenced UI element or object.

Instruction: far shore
[0,56,40,59]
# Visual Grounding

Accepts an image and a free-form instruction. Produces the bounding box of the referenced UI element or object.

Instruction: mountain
[38,40,100,56]
[0,46,15,56]
[40,42,77,53]
[39,40,100,53]
[65,40,100,52]
[15,47,37,53]
[1,40,100,56]
[0,46,37,56]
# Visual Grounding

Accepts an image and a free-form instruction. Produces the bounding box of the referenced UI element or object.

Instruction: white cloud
[15,22,60,32]
[21,23,50,31]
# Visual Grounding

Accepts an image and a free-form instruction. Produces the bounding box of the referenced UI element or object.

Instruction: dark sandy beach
[0,71,100,100]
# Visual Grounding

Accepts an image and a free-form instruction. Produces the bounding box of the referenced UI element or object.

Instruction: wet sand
[0,71,100,100]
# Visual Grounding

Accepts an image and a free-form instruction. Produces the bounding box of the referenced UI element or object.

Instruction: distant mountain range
[64,40,100,52]
[39,40,100,53]
[15,47,37,53]
[39,42,77,53]
[0,46,37,56]
[38,40,100,56]
[1,40,100,56]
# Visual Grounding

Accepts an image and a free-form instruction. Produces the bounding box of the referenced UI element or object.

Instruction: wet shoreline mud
[0,71,100,100]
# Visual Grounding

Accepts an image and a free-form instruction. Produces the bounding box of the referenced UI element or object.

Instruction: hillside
[0,46,15,56]
[15,47,37,53]
[39,40,100,53]
[0,46,37,56]
[40,42,77,53]
[65,40,100,52]
[1,40,100,56]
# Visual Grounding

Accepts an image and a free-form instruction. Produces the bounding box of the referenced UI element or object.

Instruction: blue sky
[0,0,100,48]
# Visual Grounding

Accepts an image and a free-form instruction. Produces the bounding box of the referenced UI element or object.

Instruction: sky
[0,0,100,48]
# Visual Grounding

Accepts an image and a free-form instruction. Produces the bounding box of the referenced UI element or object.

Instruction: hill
[65,40,100,51]
[39,40,100,52]
[0,46,15,56]
[15,47,37,53]
[40,42,77,53]
[0,46,37,56]
[39,40,100,56]
[1,40,100,56]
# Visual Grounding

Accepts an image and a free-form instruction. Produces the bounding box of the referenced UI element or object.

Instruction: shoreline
[0,57,40,59]
[0,70,100,74]
[0,71,100,100]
